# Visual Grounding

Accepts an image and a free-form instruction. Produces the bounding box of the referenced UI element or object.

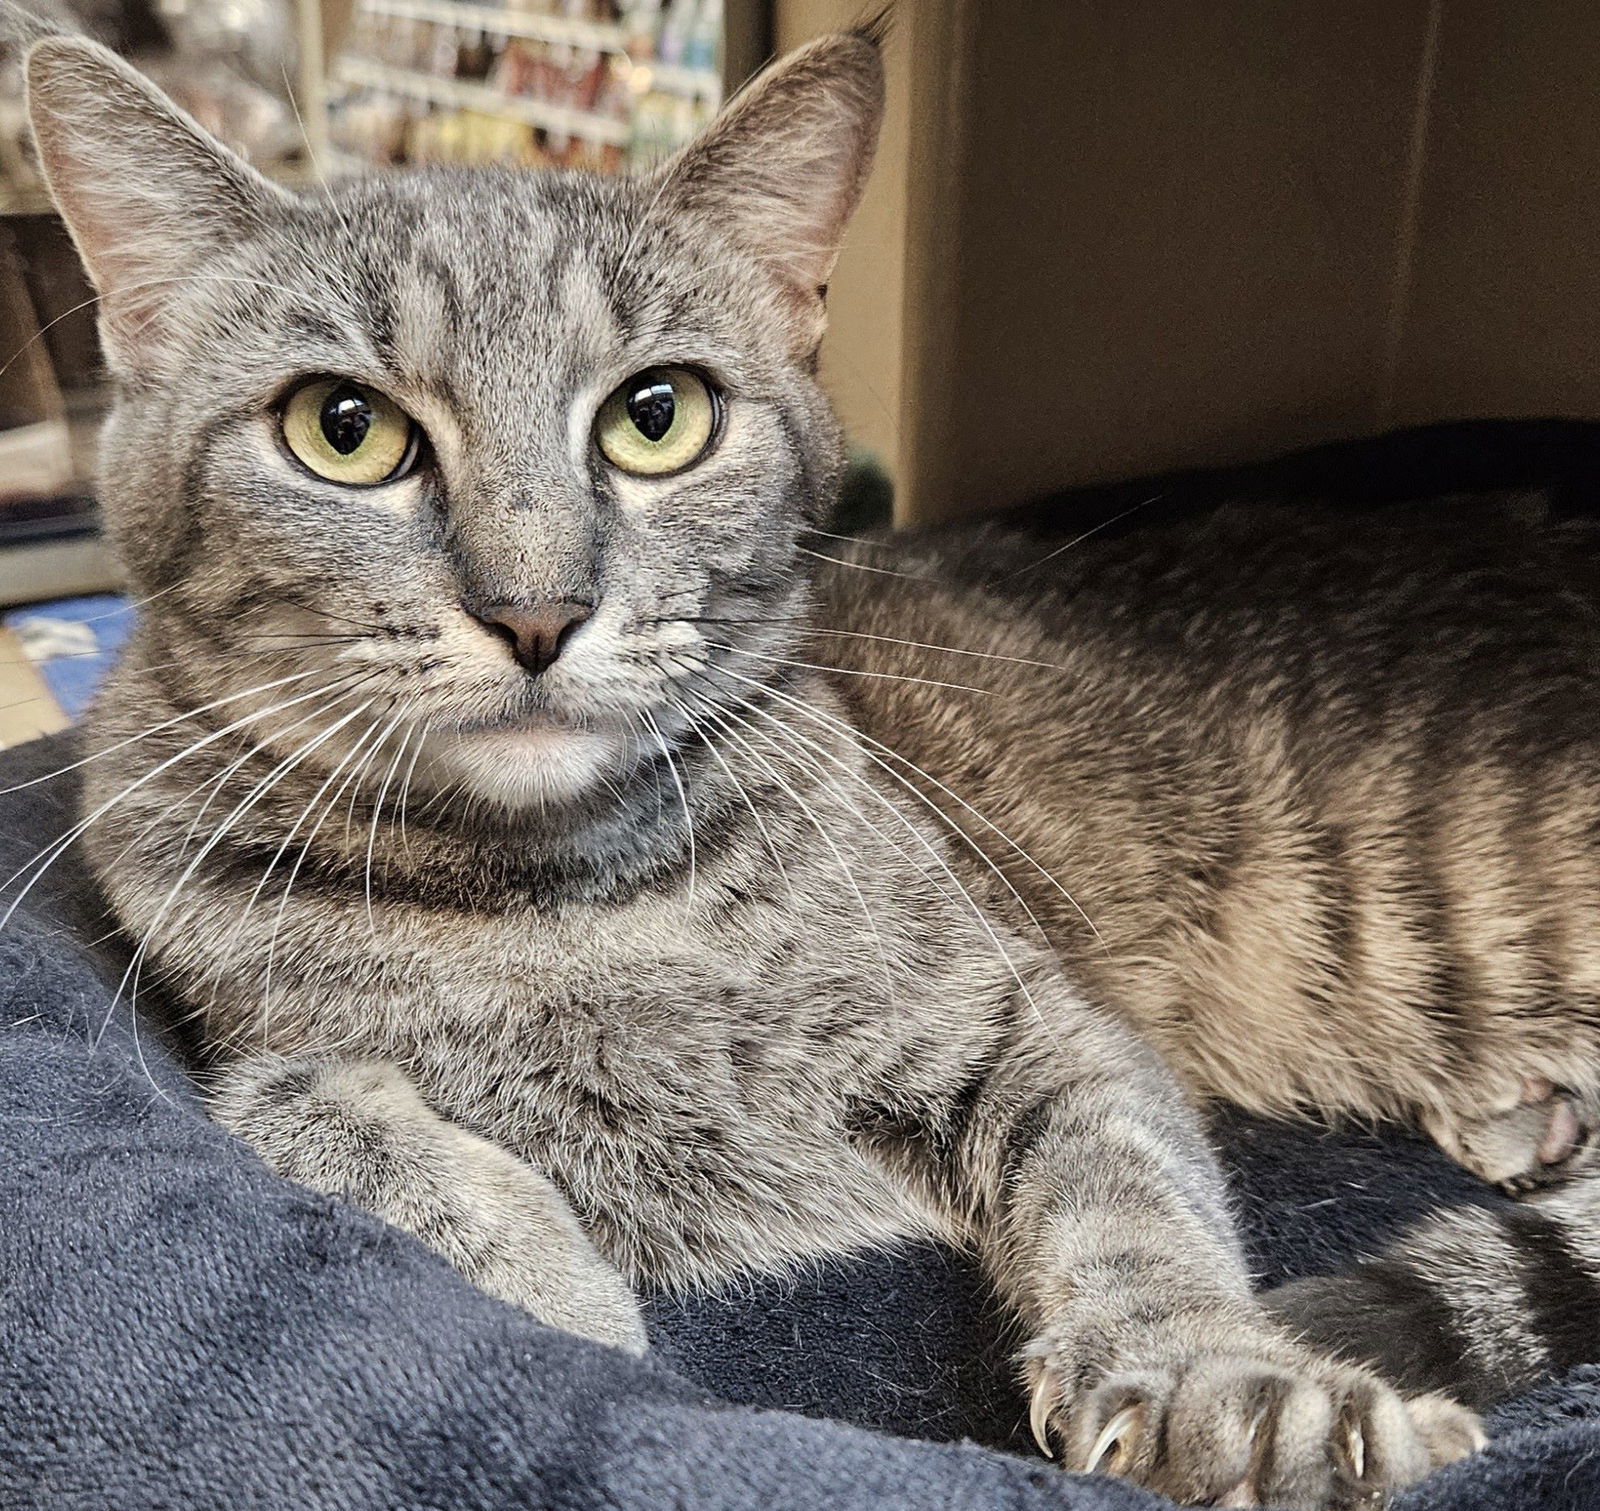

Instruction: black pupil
[626,377,676,443]
[320,386,374,455]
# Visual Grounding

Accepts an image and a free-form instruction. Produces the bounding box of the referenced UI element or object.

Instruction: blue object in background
[2,594,134,720]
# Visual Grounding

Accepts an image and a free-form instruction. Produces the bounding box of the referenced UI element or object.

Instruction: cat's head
[24,25,882,809]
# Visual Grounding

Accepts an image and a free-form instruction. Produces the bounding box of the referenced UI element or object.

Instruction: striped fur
[820,496,1600,1188]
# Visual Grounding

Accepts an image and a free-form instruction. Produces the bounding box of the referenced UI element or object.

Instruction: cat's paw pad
[1026,1340,1482,1509]
[1436,1078,1599,1194]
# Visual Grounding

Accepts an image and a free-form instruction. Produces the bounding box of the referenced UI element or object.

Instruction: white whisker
[709,640,993,697]
[642,707,696,914]
[715,663,1104,952]
[709,662,1103,965]
[365,721,419,933]
[106,694,382,1056]
[701,671,1044,1024]
[798,545,927,580]
[0,671,365,935]
[676,688,898,1001]
[801,527,898,551]
[663,691,797,909]
[793,624,1069,674]
[0,666,327,798]
[258,711,397,1034]
[989,494,1166,586]
[394,723,429,858]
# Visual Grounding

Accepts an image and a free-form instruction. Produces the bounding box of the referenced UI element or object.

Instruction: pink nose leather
[473,600,593,676]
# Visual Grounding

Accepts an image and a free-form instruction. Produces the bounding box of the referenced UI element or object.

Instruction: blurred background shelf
[357,0,628,54]
[644,60,719,99]
[334,53,632,146]
[325,0,732,171]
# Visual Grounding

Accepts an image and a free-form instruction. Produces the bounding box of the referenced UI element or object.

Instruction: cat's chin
[424,724,627,810]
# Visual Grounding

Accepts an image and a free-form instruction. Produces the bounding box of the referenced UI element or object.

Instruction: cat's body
[14,15,1599,1508]
[825,495,1600,1181]
[88,489,1600,1283]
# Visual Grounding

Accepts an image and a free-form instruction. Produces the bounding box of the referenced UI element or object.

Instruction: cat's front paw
[1025,1330,1482,1508]
[211,1054,648,1354]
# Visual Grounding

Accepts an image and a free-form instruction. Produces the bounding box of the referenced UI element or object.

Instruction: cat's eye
[594,366,719,477]
[280,378,419,486]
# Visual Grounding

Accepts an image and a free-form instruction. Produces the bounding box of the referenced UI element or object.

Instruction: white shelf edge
[639,61,721,103]
[335,56,631,146]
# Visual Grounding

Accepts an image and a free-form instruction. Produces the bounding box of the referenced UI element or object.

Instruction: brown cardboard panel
[895,0,976,525]
[723,0,773,99]
[1390,1,1600,425]
[905,1,1436,520]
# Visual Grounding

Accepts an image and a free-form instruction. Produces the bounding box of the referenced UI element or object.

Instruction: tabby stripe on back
[1402,728,1478,1076]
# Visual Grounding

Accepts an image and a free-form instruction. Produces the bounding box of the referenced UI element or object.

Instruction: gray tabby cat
[14,17,1600,1508]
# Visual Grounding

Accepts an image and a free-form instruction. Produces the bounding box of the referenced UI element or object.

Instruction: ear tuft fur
[853,6,892,51]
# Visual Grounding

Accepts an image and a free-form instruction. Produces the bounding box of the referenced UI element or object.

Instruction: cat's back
[816,492,1600,1130]
[851,492,1600,727]
[821,491,1600,803]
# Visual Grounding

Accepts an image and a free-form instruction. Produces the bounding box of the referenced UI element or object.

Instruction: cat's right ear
[650,24,886,353]
[23,35,291,376]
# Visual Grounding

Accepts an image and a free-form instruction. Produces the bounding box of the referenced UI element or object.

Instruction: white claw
[1030,1374,1056,1458]
[1085,1404,1142,1476]
[1347,1419,1366,1482]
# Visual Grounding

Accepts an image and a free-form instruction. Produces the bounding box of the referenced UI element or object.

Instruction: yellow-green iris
[595,366,718,476]
[282,378,417,486]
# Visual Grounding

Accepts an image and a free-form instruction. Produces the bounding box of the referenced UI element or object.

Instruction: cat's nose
[469,599,594,677]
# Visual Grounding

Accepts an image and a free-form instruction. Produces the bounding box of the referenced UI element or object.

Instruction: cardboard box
[777,2,1600,524]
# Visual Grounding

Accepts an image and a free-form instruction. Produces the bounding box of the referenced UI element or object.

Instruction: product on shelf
[329,0,722,174]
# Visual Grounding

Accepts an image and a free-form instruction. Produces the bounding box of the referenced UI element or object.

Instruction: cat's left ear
[24,35,292,376]
[651,23,885,349]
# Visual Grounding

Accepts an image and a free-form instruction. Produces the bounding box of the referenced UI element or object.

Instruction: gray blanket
[3,729,1598,1511]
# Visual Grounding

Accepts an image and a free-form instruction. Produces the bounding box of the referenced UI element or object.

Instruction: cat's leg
[1425,1076,1600,1195]
[931,1000,1482,1509]
[210,1054,647,1353]
[1262,1172,1600,1410]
